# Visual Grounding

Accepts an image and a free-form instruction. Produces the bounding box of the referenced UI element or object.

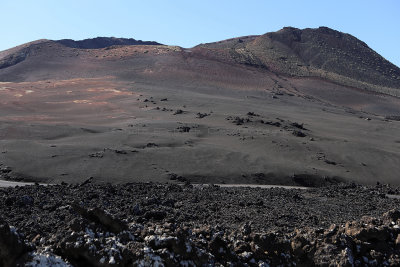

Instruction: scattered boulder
[233,117,245,125]
[71,204,127,233]
[247,112,259,117]
[225,115,253,125]
[18,195,34,207]
[177,126,190,132]
[292,130,306,137]
[143,210,167,221]
[114,149,128,154]
[167,173,187,183]
[385,115,400,121]
[234,117,249,125]
[173,109,184,115]
[291,122,307,130]
[167,173,178,180]
[263,120,281,127]
[89,152,104,158]
[145,143,158,148]
[324,159,337,165]
[0,166,11,174]
[0,218,31,266]
[242,222,252,235]
[196,112,209,118]
[80,177,94,186]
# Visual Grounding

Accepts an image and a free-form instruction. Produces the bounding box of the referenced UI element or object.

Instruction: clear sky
[1,0,399,67]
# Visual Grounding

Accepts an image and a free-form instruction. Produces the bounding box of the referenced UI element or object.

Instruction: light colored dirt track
[0,180,34,187]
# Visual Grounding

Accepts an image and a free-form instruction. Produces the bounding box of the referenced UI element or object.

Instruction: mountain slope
[1,27,400,185]
[1,27,400,96]
[0,37,161,71]
[0,39,49,69]
[197,27,400,96]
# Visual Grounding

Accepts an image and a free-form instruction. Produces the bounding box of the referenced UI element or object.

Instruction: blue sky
[1,0,399,67]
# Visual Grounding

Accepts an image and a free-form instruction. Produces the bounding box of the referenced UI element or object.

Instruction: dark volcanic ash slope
[197,26,400,96]
[1,28,400,186]
[0,40,50,70]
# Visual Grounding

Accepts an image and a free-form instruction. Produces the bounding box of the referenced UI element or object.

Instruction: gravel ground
[1,181,400,266]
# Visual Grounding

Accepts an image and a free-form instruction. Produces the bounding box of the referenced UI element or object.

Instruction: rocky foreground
[1,181,400,266]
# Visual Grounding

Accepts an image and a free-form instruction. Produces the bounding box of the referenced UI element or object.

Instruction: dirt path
[0,180,35,187]
[0,179,309,189]
[215,183,308,190]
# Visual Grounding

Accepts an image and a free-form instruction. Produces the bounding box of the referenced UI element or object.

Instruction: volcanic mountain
[0,27,400,186]
[197,27,400,96]
[1,27,400,90]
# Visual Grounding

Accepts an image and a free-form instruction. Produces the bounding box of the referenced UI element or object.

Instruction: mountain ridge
[0,37,161,70]
[1,27,400,96]
[196,26,400,96]
[55,36,161,49]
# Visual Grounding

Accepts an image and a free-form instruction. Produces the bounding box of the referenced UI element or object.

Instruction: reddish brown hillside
[197,27,400,96]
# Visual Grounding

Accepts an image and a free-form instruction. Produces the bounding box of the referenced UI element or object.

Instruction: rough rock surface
[0,217,31,266]
[0,182,400,266]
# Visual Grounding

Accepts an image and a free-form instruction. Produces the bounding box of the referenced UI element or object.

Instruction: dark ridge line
[55,37,162,49]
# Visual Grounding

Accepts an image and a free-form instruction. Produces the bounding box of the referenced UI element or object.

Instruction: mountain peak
[222,26,400,95]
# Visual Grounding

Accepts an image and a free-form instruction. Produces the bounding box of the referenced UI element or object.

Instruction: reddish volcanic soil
[0,32,400,186]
